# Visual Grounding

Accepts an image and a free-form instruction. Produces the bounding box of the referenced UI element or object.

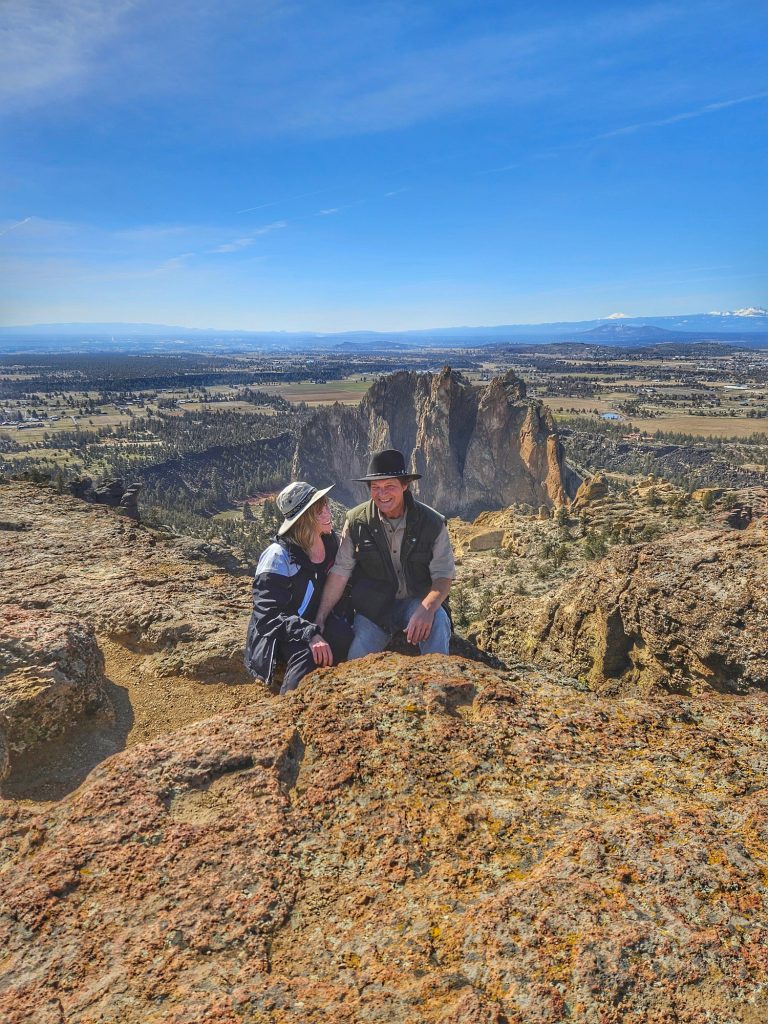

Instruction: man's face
[369,477,408,518]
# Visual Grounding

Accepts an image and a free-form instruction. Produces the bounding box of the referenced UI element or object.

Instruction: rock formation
[0,481,252,684]
[477,523,768,696]
[3,655,768,1023]
[68,476,141,520]
[293,368,580,517]
[0,480,259,788]
[570,472,610,510]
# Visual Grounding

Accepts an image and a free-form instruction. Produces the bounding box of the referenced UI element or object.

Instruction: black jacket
[244,532,339,683]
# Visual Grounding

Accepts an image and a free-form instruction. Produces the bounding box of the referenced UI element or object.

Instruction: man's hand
[309,634,333,667]
[405,604,435,645]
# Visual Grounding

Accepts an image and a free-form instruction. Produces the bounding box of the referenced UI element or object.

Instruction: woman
[244,481,352,695]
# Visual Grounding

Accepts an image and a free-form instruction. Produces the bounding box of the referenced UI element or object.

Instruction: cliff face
[293,368,579,516]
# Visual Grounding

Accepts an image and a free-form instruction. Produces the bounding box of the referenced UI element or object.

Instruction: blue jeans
[348,598,451,660]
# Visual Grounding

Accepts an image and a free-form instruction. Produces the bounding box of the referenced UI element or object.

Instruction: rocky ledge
[0,481,252,682]
[2,655,768,1023]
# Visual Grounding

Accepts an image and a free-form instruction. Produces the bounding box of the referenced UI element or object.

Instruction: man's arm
[405,522,455,644]
[315,570,349,631]
[316,521,355,631]
[405,577,452,644]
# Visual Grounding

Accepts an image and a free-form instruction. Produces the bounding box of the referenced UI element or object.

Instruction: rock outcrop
[3,655,768,1023]
[293,368,580,517]
[570,472,610,510]
[0,480,265,792]
[477,523,768,695]
[67,476,141,520]
[0,606,110,782]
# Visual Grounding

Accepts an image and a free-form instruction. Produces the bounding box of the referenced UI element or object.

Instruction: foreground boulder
[478,524,768,695]
[2,655,768,1023]
[293,367,580,517]
[0,605,109,782]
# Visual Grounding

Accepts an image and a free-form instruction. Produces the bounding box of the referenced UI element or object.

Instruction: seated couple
[244,449,455,695]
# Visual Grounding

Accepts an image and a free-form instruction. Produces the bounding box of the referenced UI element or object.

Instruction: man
[316,449,454,659]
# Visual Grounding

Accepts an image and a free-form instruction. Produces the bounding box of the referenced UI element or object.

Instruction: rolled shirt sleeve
[428,524,456,582]
[328,520,356,579]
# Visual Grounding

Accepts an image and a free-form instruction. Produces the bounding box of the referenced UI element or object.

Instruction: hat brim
[277,484,334,536]
[355,472,421,482]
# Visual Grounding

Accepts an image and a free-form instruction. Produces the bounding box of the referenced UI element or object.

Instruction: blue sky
[1,0,766,330]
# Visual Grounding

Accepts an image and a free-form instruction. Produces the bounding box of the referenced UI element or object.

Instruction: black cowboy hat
[355,449,421,483]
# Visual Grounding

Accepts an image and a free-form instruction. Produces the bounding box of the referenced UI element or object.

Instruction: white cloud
[0,1,720,139]
[209,237,255,254]
[158,252,195,271]
[209,220,287,251]
[252,220,287,235]
[317,208,339,217]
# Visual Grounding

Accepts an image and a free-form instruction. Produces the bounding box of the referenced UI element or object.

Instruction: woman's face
[313,497,333,535]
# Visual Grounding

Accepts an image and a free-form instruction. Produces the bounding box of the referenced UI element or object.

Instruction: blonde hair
[284,497,328,555]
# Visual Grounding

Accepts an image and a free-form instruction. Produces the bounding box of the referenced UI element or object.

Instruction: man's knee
[349,613,390,660]
[420,605,451,655]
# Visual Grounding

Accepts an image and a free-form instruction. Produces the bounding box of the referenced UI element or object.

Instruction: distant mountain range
[1,308,766,353]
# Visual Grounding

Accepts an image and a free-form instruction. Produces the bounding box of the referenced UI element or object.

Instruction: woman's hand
[309,634,333,667]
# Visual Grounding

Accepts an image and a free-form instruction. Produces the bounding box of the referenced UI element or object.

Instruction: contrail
[597,91,768,139]
[0,216,32,237]
[237,189,330,214]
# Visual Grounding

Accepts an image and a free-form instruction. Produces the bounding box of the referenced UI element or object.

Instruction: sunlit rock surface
[2,655,768,1023]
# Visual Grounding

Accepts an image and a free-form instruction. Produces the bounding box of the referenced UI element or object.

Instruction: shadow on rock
[2,678,134,803]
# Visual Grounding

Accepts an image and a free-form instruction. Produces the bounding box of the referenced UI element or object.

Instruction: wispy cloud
[598,91,768,138]
[317,208,339,217]
[0,1,713,140]
[209,238,254,253]
[159,252,195,272]
[385,188,409,198]
[207,220,287,252]
[0,0,139,110]
[482,89,768,176]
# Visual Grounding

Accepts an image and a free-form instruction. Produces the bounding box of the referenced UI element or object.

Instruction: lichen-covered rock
[0,482,252,681]
[2,654,768,1023]
[478,524,768,695]
[293,368,579,518]
[0,604,109,780]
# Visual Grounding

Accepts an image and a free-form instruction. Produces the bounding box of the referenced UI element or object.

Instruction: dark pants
[279,613,353,695]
